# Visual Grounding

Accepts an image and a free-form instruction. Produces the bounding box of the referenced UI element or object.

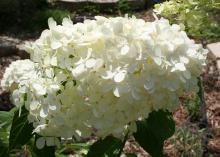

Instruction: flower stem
[118,133,129,157]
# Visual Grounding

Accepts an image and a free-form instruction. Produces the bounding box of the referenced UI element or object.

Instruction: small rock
[207,42,220,60]
[0,36,29,58]
[0,36,20,57]
[74,15,95,23]
[207,42,220,70]
[217,60,220,71]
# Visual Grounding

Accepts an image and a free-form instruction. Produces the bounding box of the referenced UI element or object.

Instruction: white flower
[2,16,207,147]
[1,60,38,91]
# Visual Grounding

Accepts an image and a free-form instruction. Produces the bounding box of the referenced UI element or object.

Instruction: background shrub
[154,0,220,42]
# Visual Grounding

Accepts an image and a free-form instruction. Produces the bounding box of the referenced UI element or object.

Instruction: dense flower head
[1,16,207,147]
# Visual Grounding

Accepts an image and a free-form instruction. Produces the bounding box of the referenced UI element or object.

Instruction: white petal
[44,55,51,66]
[144,80,154,90]
[153,57,162,65]
[113,22,123,34]
[94,59,104,70]
[167,43,175,52]
[101,26,111,34]
[175,63,186,71]
[32,83,46,96]
[75,58,84,65]
[62,18,73,27]
[75,130,82,136]
[49,104,57,111]
[50,57,57,66]
[85,58,96,68]
[86,48,93,60]
[40,106,49,118]
[49,84,60,91]
[48,18,57,29]
[120,45,130,55]
[30,101,39,110]
[180,56,189,64]
[113,86,129,97]
[36,137,45,149]
[51,40,62,50]
[131,89,141,100]
[102,71,114,79]
[114,72,126,83]
[72,64,86,77]
[113,88,120,97]
[171,24,181,31]
[45,69,54,78]
[173,38,184,45]
[33,124,47,133]
[171,67,176,72]
[155,47,161,57]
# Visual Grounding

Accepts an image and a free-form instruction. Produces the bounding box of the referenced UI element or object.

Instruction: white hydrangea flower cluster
[1,16,207,147]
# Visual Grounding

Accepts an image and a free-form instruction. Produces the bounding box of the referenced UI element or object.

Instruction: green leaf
[0,110,14,129]
[27,144,38,157]
[0,110,14,146]
[133,110,175,157]
[9,105,34,150]
[0,143,9,157]
[63,143,91,150]
[87,136,123,157]
[33,145,56,157]
[0,109,15,157]
[0,131,10,145]
[59,143,91,154]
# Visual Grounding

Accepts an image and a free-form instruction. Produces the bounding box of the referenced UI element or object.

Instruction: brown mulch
[134,9,155,22]
[123,138,150,157]
[203,59,220,156]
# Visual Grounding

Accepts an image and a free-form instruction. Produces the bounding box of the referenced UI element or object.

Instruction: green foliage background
[155,0,220,43]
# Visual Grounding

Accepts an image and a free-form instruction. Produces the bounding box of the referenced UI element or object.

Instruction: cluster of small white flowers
[1,16,207,148]
[154,0,181,15]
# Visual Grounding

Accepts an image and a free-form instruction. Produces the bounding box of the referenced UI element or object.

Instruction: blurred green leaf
[59,143,91,154]
[0,144,9,157]
[134,110,175,157]
[0,108,15,151]
[9,105,34,150]
[87,136,123,157]
[154,0,220,42]
[0,110,14,129]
